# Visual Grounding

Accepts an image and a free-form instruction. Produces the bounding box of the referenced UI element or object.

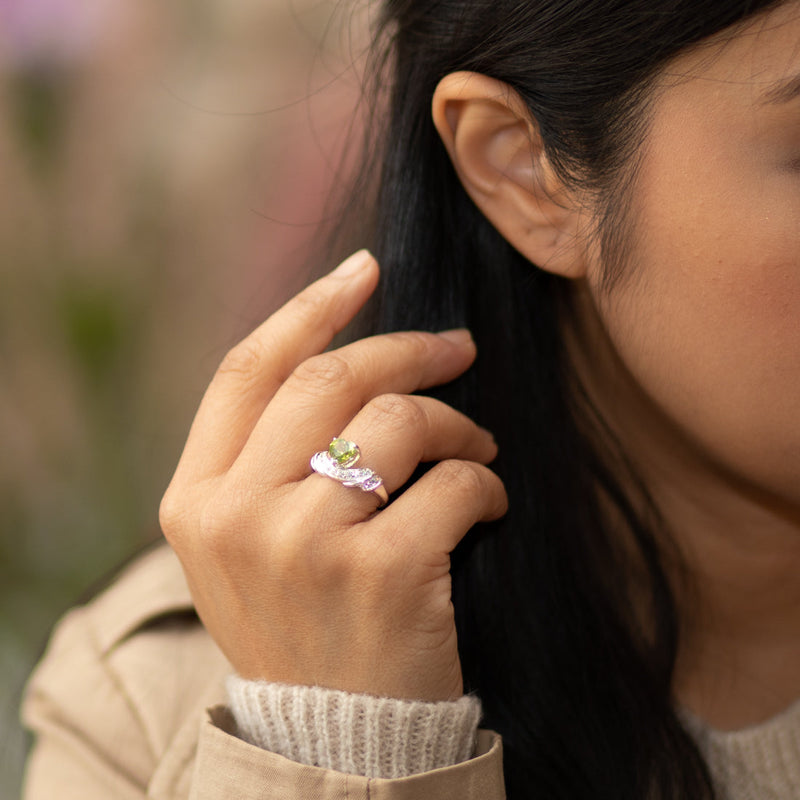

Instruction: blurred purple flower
[0,0,117,69]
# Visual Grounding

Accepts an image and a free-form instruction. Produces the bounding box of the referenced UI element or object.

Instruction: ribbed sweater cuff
[225,675,482,779]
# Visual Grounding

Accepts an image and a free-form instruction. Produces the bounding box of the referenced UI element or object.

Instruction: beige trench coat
[22,544,506,799]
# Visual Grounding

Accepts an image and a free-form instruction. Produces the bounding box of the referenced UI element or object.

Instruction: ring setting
[310,438,388,506]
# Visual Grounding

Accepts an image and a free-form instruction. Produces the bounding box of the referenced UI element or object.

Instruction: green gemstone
[328,438,360,466]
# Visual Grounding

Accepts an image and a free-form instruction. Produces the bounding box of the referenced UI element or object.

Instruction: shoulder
[29,542,204,677]
[83,542,196,652]
[23,543,229,796]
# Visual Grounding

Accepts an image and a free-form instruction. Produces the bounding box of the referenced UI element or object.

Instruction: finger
[235,329,478,481]
[299,393,498,518]
[373,459,508,553]
[175,251,379,481]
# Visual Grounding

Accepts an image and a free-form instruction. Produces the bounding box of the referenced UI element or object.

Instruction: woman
[23,0,800,797]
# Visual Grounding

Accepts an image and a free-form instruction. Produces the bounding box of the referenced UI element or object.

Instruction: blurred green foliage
[11,74,65,172]
[57,275,137,384]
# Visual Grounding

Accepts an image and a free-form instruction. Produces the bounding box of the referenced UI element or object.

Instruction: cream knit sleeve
[225,675,482,779]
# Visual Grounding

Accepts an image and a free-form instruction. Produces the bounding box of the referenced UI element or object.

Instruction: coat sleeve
[21,545,507,800]
[190,706,506,800]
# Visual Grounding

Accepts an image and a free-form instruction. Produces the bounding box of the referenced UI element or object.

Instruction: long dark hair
[335,1,784,797]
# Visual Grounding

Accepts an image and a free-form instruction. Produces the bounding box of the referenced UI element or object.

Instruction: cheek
[599,153,800,496]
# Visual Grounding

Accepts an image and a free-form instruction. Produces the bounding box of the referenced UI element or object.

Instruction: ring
[310,438,389,506]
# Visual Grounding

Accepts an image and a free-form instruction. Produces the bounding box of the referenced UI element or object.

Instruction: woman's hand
[159,250,508,702]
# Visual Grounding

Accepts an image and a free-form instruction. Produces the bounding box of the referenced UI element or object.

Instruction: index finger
[176,250,379,480]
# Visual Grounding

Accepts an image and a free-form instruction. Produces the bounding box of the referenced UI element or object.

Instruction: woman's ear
[432,71,590,279]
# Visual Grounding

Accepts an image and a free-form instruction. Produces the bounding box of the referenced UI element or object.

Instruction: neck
[565,281,800,731]
[664,476,800,730]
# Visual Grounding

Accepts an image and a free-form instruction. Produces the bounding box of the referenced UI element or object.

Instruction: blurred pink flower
[0,0,120,69]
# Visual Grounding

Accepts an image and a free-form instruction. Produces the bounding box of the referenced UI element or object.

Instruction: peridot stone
[328,438,360,466]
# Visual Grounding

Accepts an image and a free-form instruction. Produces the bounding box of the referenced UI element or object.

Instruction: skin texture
[160,250,507,702]
[432,1,800,728]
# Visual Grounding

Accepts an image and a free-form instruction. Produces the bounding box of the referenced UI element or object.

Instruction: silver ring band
[310,438,388,506]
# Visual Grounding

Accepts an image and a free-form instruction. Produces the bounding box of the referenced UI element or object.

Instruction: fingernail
[331,249,374,279]
[437,328,474,347]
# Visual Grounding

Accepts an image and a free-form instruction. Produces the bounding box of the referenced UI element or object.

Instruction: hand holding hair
[159,250,507,703]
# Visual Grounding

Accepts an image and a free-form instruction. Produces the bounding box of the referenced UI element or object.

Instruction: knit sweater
[227,676,800,798]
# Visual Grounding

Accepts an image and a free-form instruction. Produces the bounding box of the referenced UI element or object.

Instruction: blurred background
[0,0,370,794]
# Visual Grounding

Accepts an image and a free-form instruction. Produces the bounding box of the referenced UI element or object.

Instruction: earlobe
[431,71,589,279]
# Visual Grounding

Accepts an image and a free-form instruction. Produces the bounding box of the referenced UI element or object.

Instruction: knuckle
[291,285,330,320]
[290,352,353,394]
[395,330,436,358]
[158,488,187,540]
[367,393,426,433]
[437,459,486,496]
[217,339,265,381]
